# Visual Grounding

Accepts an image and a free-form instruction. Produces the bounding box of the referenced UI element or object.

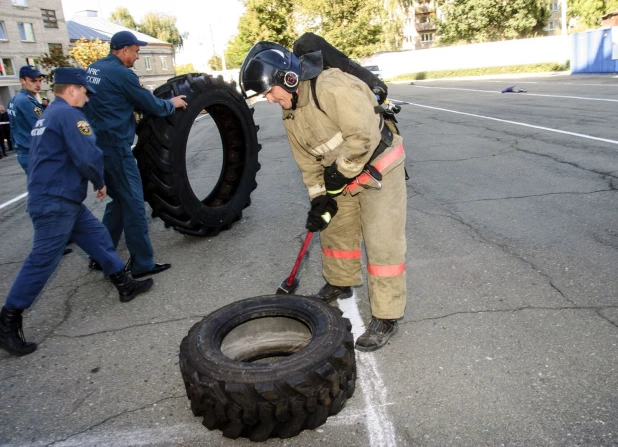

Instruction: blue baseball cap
[19,65,43,79]
[53,67,96,94]
[110,31,148,50]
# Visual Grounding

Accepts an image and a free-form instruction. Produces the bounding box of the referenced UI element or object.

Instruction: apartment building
[67,11,175,91]
[399,0,567,50]
[0,0,70,106]
[401,0,439,50]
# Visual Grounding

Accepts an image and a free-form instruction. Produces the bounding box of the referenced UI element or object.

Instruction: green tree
[69,38,109,68]
[225,0,297,68]
[568,0,618,29]
[297,0,384,58]
[208,55,223,71]
[109,7,138,30]
[38,45,73,81]
[437,0,549,45]
[139,12,186,52]
[175,63,197,75]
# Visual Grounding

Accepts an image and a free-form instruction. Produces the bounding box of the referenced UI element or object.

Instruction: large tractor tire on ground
[134,73,261,237]
[179,295,356,442]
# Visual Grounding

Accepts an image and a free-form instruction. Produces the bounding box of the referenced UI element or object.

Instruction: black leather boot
[355,317,398,352]
[315,282,353,302]
[0,307,37,356]
[109,270,153,303]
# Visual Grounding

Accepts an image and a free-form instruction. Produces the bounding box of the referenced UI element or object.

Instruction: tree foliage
[568,0,618,28]
[69,38,109,68]
[208,55,223,71]
[225,0,297,68]
[109,8,186,52]
[296,0,384,58]
[109,7,138,30]
[175,63,196,75]
[139,12,186,52]
[38,45,72,80]
[437,0,549,45]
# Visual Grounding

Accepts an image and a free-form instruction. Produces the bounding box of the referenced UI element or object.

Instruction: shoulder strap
[310,77,323,113]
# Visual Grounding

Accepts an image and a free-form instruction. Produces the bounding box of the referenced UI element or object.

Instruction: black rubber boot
[88,259,103,271]
[109,270,153,303]
[355,317,398,352]
[315,282,353,303]
[0,307,37,356]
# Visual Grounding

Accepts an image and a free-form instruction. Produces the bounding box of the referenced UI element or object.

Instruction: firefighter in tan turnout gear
[240,41,407,352]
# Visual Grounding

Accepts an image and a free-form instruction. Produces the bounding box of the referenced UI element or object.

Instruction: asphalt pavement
[1,72,617,446]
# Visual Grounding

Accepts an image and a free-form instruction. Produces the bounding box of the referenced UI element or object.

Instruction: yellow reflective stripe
[314,131,344,155]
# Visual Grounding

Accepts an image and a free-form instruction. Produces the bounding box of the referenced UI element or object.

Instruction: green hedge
[388,62,570,81]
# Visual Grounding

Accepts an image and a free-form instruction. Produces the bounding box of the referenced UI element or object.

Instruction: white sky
[60,0,246,71]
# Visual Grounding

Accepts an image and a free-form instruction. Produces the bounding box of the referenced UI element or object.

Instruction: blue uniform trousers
[4,196,125,310]
[16,149,29,174]
[100,144,155,275]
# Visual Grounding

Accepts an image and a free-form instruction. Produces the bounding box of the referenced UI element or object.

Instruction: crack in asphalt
[44,394,186,447]
[49,315,205,339]
[402,305,618,324]
[515,147,618,182]
[436,188,615,205]
[414,206,580,307]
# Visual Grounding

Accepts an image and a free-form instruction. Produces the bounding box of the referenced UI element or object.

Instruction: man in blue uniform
[0,68,155,357]
[7,65,44,173]
[84,31,187,279]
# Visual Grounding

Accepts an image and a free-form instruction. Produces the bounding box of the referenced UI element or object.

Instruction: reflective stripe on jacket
[282,69,405,200]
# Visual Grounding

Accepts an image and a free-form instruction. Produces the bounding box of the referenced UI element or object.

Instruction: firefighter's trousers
[320,162,407,319]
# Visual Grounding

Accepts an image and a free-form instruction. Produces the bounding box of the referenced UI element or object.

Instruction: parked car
[363,65,383,81]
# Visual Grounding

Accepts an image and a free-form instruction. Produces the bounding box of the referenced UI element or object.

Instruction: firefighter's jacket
[281,68,405,200]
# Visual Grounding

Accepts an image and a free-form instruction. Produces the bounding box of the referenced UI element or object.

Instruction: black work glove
[306,195,338,232]
[324,163,354,196]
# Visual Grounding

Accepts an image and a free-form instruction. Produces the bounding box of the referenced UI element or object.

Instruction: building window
[160,56,168,71]
[18,23,35,42]
[1,58,15,76]
[26,57,39,68]
[551,2,559,11]
[144,56,152,70]
[421,33,434,42]
[41,9,58,28]
[0,22,8,41]
[547,21,555,31]
[12,0,28,6]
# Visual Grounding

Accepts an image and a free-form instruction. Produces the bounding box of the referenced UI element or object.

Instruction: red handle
[285,231,314,286]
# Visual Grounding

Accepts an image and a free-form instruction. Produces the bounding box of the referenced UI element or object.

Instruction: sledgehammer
[276,231,314,295]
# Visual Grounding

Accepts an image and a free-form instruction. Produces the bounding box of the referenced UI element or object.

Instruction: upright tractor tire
[179,295,357,442]
[134,73,261,237]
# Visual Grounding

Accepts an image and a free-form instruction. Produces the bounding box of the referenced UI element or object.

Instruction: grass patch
[389,62,570,81]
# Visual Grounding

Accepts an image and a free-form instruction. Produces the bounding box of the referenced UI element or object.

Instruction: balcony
[415,5,435,14]
[416,21,437,31]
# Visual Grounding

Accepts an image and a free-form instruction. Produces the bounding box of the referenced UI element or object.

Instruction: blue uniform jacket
[84,54,175,148]
[27,97,105,207]
[7,89,44,151]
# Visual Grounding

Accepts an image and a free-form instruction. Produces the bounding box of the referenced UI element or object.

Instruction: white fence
[362,35,571,78]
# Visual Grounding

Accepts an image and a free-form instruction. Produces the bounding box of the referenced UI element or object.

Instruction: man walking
[0,68,154,357]
[84,31,187,279]
[7,66,44,172]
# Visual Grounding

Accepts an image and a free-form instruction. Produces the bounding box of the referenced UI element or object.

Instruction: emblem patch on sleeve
[77,120,92,136]
[34,106,43,117]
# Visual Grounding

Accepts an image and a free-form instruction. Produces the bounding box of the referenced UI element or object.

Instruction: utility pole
[209,24,227,72]
[562,0,569,66]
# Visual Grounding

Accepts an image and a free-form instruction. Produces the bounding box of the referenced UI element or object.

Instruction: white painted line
[393,100,618,146]
[412,85,618,102]
[338,291,398,447]
[0,192,27,210]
